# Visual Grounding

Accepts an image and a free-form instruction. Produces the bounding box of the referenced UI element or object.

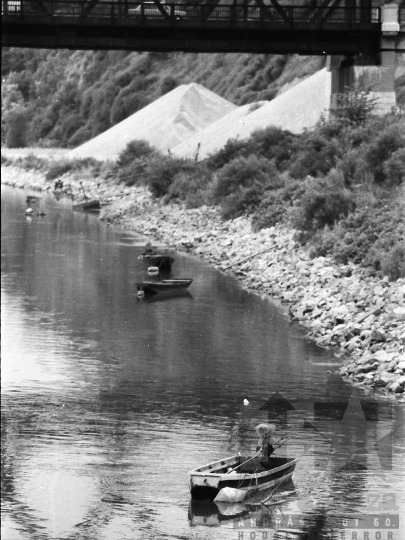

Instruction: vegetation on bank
[2,95,404,281]
[1,48,326,149]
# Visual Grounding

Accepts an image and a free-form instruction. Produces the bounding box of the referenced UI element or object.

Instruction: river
[1,184,404,540]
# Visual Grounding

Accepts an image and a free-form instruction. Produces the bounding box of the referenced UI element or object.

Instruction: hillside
[2,44,402,150]
[1,48,329,148]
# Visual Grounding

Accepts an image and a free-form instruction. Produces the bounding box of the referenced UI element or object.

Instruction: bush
[117,140,156,168]
[4,106,31,148]
[213,155,280,201]
[248,127,297,170]
[206,138,254,170]
[364,124,405,184]
[167,164,213,207]
[44,157,102,180]
[332,90,376,125]
[291,178,356,233]
[383,148,405,185]
[308,199,405,275]
[380,243,405,281]
[45,158,76,180]
[212,155,282,219]
[220,182,267,220]
[145,156,195,198]
[288,134,342,179]
[252,176,305,230]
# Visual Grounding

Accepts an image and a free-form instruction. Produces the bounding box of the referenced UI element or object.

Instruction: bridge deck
[2,1,383,53]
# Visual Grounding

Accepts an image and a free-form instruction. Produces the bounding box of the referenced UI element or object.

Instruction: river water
[1,184,404,540]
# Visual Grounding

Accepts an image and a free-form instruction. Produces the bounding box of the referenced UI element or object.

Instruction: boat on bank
[73,199,101,211]
[137,278,193,295]
[189,454,298,501]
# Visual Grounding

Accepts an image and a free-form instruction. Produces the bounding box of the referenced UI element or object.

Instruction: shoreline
[2,164,404,400]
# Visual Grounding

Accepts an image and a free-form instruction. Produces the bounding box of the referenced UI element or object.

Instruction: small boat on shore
[189,454,298,501]
[73,199,101,211]
[137,278,193,295]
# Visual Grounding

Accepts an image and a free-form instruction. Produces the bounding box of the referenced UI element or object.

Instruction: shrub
[4,106,31,148]
[220,182,267,220]
[248,127,297,170]
[382,148,405,185]
[206,138,254,170]
[167,164,213,205]
[44,157,102,180]
[291,178,356,233]
[117,140,156,168]
[364,124,405,184]
[289,134,343,179]
[252,175,305,230]
[380,243,405,281]
[251,188,287,229]
[213,155,280,201]
[332,90,376,125]
[307,199,405,275]
[145,156,195,198]
[45,158,76,180]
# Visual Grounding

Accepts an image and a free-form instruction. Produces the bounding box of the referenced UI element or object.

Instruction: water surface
[2,185,404,540]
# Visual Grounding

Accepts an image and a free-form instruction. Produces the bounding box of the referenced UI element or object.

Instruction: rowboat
[189,454,298,501]
[137,278,193,294]
[73,199,101,211]
[138,254,175,269]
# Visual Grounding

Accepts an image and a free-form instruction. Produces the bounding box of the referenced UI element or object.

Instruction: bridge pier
[329,4,404,116]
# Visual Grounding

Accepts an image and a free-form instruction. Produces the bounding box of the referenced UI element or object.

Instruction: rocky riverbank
[2,164,405,399]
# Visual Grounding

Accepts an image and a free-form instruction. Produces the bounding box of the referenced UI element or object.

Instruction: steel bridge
[1,0,396,54]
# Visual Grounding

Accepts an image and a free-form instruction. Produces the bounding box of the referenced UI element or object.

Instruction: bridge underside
[2,23,381,54]
[2,1,383,54]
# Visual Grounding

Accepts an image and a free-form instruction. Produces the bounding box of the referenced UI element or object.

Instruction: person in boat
[237,423,276,473]
[142,242,155,256]
[255,423,276,462]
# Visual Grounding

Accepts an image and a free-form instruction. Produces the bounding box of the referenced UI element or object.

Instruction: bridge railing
[1,1,381,26]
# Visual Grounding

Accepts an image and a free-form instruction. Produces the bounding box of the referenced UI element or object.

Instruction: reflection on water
[1,185,405,540]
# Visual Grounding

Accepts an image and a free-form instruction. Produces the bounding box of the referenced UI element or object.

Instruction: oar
[226,437,289,475]
[270,437,289,453]
[225,449,262,474]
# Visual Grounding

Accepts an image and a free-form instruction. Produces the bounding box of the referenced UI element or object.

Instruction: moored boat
[137,278,193,294]
[189,454,298,501]
[73,199,101,211]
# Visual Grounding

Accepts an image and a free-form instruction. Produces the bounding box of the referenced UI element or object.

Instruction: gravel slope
[67,83,236,161]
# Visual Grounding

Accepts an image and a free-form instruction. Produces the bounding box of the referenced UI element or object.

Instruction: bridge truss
[2,0,382,54]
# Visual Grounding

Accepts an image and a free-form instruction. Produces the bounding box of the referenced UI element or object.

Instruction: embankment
[2,164,404,399]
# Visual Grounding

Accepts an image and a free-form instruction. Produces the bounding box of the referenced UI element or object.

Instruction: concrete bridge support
[329,4,404,115]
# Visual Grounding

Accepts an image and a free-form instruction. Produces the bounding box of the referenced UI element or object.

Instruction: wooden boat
[138,253,175,270]
[73,199,101,211]
[189,454,298,501]
[137,278,193,294]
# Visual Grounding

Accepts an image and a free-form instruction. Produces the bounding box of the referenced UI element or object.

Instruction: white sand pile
[68,83,236,161]
[172,69,332,161]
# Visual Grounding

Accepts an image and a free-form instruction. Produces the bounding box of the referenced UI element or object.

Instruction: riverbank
[2,164,404,399]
